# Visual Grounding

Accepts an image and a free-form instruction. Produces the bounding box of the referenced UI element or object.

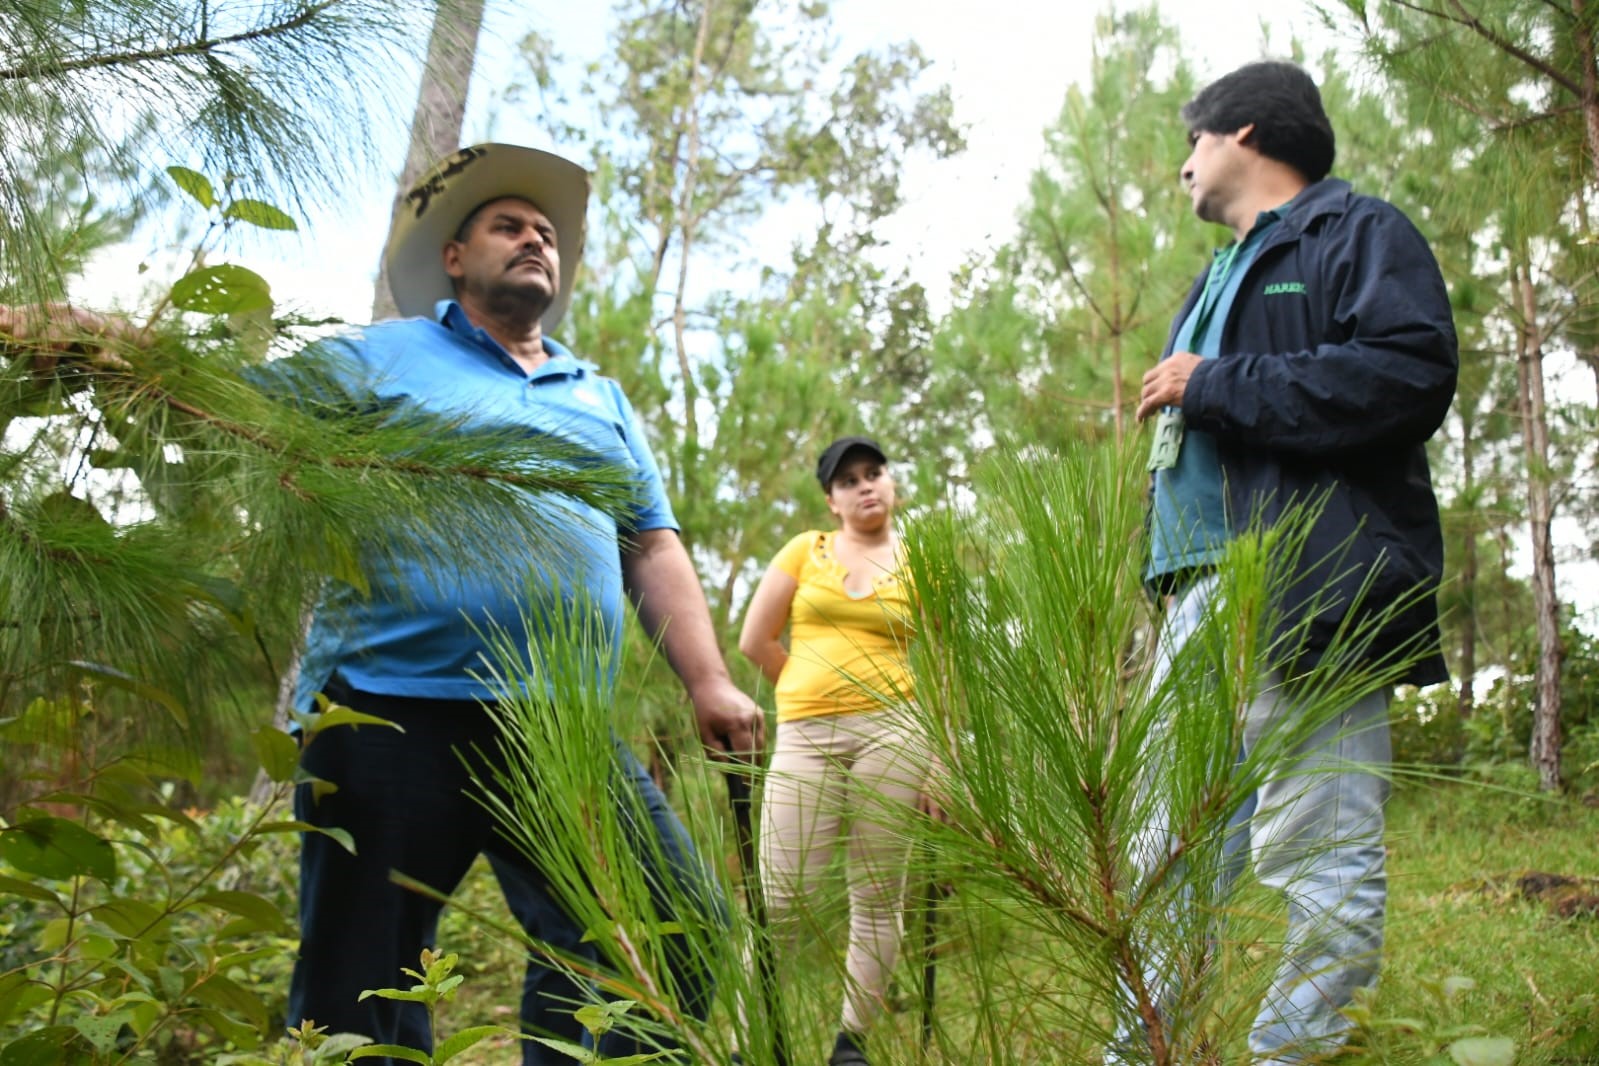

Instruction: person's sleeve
[614,386,679,534]
[771,531,815,581]
[239,332,375,409]
[1181,201,1458,458]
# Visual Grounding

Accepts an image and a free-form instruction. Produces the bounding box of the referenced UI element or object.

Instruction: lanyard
[1148,242,1241,474]
[1186,241,1242,347]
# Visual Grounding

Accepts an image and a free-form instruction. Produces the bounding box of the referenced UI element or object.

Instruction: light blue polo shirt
[293,301,677,709]
[1147,204,1289,584]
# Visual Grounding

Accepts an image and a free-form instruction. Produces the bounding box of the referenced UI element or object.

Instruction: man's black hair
[1181,61,1336,182]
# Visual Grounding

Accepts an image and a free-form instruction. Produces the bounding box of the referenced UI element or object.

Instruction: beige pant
[758,709,925,1034]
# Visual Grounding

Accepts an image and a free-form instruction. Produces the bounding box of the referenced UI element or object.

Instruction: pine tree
[1330,0,1599,790]
[0,1,633,773]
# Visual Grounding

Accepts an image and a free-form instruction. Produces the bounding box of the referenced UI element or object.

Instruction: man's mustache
[508,251,550,273]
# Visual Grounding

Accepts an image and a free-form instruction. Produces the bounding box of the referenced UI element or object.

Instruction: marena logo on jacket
[1264,281,1308,296]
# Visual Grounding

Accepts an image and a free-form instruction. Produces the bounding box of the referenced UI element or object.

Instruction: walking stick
[918,846,944,1061]
[726,763,789,1066]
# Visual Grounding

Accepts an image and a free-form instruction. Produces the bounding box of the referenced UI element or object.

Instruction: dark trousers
[286,685,722,1065]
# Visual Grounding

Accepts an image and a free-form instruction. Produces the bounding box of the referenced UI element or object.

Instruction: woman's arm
[738,563,799,686]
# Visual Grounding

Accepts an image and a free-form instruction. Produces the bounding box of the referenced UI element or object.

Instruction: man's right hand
[0,303,135,374]
[1136,351,1202,421]
[688,676,766,766]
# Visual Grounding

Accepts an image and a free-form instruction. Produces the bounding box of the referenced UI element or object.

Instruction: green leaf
[223,198,298,231]
[166,166,216,209]
[92,898,168,939]
[314,1033,377,1057]
[435,1025,517,1063]
[192,974,270,1026]
[0,974,51,1028]
[66,661,188,727]
[295,773,341,802]
[358,987,431,1004]
[304,704,406,738]
[0,1026,80,1065]
[35,917,73,952]
[190,1006,264,1047]
[347,1044,433,1063]
[423,951,460,984]
[75,933,119,961]
[0,873,65,907]
[1449,1037,1516,1066]
[72,1009,133,1053]
[0,816,116,881]
[252,727,300,782]
[529,1036,589,1060]
[171,264,274,316]
[157,965,185,1001]
[256,821,355,853]
[197,890,290,933]
[575,1002,624,1031]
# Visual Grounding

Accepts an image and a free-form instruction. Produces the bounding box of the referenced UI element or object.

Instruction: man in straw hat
[285,144,763,1063]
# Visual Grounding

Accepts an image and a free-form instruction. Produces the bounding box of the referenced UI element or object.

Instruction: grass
[432,777,1599,1065]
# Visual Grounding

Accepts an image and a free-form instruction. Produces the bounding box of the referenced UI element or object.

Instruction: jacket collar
[1272,178,1351,238]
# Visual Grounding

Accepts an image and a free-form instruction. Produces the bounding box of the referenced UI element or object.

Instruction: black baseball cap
[816,435,888,490]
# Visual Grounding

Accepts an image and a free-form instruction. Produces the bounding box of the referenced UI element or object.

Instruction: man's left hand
[1136,351,1202,421]
[689,678,765,765]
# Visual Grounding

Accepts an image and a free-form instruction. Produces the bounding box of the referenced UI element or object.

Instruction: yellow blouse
[770,530,915,722]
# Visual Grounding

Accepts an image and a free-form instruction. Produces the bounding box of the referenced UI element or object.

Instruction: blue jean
[287,684,721,1065]
[1119,574,1391,1063]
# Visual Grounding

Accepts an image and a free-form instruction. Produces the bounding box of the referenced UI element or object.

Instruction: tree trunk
[1571,0,1599,181]
[667,0,715,528]
[1513,260,1565,792]
[370,0,487,322]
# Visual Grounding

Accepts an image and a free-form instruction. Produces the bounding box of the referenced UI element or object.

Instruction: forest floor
[433,779,1599,1065]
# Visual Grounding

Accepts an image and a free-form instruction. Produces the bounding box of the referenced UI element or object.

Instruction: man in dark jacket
[1124,62,1457,1063]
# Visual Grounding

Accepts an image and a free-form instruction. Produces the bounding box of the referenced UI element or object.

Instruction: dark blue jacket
[1170,178,1458,686]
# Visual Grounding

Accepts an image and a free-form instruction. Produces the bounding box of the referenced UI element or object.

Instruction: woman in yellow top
[738,435,922,1066]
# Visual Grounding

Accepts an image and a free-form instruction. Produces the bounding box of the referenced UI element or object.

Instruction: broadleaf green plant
[0,683,362,1062]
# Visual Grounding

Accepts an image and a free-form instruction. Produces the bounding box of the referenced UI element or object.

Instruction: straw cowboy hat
[383,143,589,331]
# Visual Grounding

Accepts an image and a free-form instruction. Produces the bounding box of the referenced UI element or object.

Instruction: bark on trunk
[1513,262,1565,793]
[667,0,716,517]
[1571,0,1599,181]
[371,0,486,323]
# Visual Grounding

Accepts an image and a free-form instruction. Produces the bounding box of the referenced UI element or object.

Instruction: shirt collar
[432,299,596,375]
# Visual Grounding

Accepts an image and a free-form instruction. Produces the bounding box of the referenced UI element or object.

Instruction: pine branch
[0,1,341,83]
[1390,0,1587,97]
[0,346,625,500]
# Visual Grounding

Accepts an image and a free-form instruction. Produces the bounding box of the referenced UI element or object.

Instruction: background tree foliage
[1327,0,1599,790]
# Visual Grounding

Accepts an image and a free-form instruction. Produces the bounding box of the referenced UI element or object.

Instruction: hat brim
[383,143,588,331]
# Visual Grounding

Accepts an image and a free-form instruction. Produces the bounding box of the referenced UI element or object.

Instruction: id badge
[1147,407,1184,472]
